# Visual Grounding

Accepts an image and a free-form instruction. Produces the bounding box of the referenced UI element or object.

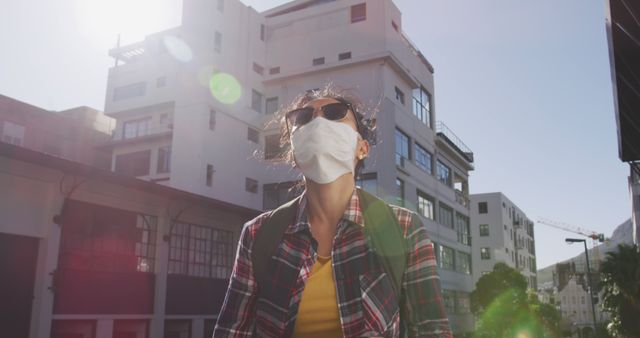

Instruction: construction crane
[536,217,607,271]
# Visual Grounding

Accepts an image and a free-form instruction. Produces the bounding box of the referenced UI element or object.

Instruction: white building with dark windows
[99,0,476,335]
[470,192,538,289]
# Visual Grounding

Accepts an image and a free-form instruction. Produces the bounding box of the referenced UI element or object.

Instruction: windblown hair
[268,83,377,179]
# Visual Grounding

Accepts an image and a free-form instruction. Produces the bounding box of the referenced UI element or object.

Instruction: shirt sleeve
[213,217,260,338]
[401,212,453,338]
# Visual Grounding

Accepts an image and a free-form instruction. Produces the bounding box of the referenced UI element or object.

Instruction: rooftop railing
[436,121,474,163]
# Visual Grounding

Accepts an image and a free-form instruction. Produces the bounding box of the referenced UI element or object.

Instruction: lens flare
[209,73,241,104]
[162,35,193,63]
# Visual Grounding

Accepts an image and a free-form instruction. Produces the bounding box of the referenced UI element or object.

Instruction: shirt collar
[285,187,365,234]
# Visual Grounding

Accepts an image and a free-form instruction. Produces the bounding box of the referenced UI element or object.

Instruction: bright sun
[74,0,178,44]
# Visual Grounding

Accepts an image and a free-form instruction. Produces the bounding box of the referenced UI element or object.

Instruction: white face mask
[291,117,360,184]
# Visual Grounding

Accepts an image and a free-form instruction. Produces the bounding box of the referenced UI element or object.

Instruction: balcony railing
[110,125,173,142]
[455,189,470,208]
[436,122,474,163]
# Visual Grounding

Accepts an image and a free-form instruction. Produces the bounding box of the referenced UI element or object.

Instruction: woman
[213,86,452,338]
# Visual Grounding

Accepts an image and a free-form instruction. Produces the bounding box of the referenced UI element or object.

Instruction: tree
[471,263,562,338]
[471,262,528,313]
[600,244,640,338]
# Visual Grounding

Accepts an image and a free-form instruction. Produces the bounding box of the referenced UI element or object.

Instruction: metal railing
[455,189,470,208]
[436,121,474,163]
[111,125,173,141]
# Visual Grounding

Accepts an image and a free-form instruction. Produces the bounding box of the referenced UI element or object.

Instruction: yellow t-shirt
[292,255,343,338]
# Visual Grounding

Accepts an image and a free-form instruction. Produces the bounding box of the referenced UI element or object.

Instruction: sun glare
[74,0,175,44]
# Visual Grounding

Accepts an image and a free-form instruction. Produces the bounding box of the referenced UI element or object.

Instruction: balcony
[515,241,525,250]
[98,125,173,148]
[455,189,470,208]
[436,122,474,165]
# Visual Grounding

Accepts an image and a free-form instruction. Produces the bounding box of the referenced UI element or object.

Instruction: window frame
[350,3,366,23]
[414,143,432,173]
[436,160,452,187]
[395,128,410,167]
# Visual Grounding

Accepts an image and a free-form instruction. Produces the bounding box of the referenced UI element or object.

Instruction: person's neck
[305,174,356,229]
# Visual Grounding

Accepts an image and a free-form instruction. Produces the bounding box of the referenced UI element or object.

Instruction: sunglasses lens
[322,104,349,121]
[288,107,314,127]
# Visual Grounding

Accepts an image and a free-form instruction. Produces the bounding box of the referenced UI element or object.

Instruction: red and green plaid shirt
[214,188,453,338]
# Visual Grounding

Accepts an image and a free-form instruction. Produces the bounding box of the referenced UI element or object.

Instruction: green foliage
[471,262,528,313]
[600,244,640,338]
[471,263,562,338]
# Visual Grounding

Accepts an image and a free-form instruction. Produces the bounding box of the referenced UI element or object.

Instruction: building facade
[606,0,640,245]
[470,192,537,289]
[557,276,610,337]
[0,95,115,168]
[104,0,475,333]
[0,143,258,338]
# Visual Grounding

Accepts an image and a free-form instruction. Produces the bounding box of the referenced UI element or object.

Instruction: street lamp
[565,237,598,338]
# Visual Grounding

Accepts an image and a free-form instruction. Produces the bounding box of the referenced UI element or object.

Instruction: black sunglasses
[285,102,360,133]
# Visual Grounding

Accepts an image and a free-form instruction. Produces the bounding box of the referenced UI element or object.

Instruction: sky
[0,0,630,269]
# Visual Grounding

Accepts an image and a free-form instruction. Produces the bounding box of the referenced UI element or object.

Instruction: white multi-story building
[470,192,537,289]
[557,276,610,336]
[103,0,475,334]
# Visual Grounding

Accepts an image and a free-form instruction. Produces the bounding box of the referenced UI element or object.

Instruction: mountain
[537,218,633,286]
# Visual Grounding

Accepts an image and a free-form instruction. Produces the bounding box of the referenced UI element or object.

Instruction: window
[157,145,171,174]
[312,57,325,66]
[417,190,435,220]
[245,178,258,193]
[264,134,284,160]
[214,31,222,53]
[456,251,471,274]
[1,121,25,146]
[414,143,432,173]
[478,201,488,214]
[339,51,351,60]
[436,160,451,186]
[265,97,279,115]
[456,213,471,246]
[350,3,366,23]
[395,86,405,105]
[260,24,265,41]
[438,202,453,229]
[456,292,471,314]
[115,150,151,176]
[123,117,151,139]
[156,77,166,87]
[481,247,491,260]
[442,289,455,314]
[479,224,490,236]
[269,67,280,75]
[251,89,263,113]
[439,245,455,270]
[209,109,216,130]
[252,62,264,75]
[396,178,404,207]
[263,182,302,210]
[356,173,378,196]
[395,129,410,167]
[412,87,431,126]
[168,222,233,279]
[113,82,146,101]
[58,200,157,273]
[206,164,214,187]
[247,127,259,143]
[216,0,224,12]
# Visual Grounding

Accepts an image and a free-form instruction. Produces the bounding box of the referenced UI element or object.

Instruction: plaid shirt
[214,188,453,338]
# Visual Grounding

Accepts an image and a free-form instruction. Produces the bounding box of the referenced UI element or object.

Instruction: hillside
[537,218,633,286]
